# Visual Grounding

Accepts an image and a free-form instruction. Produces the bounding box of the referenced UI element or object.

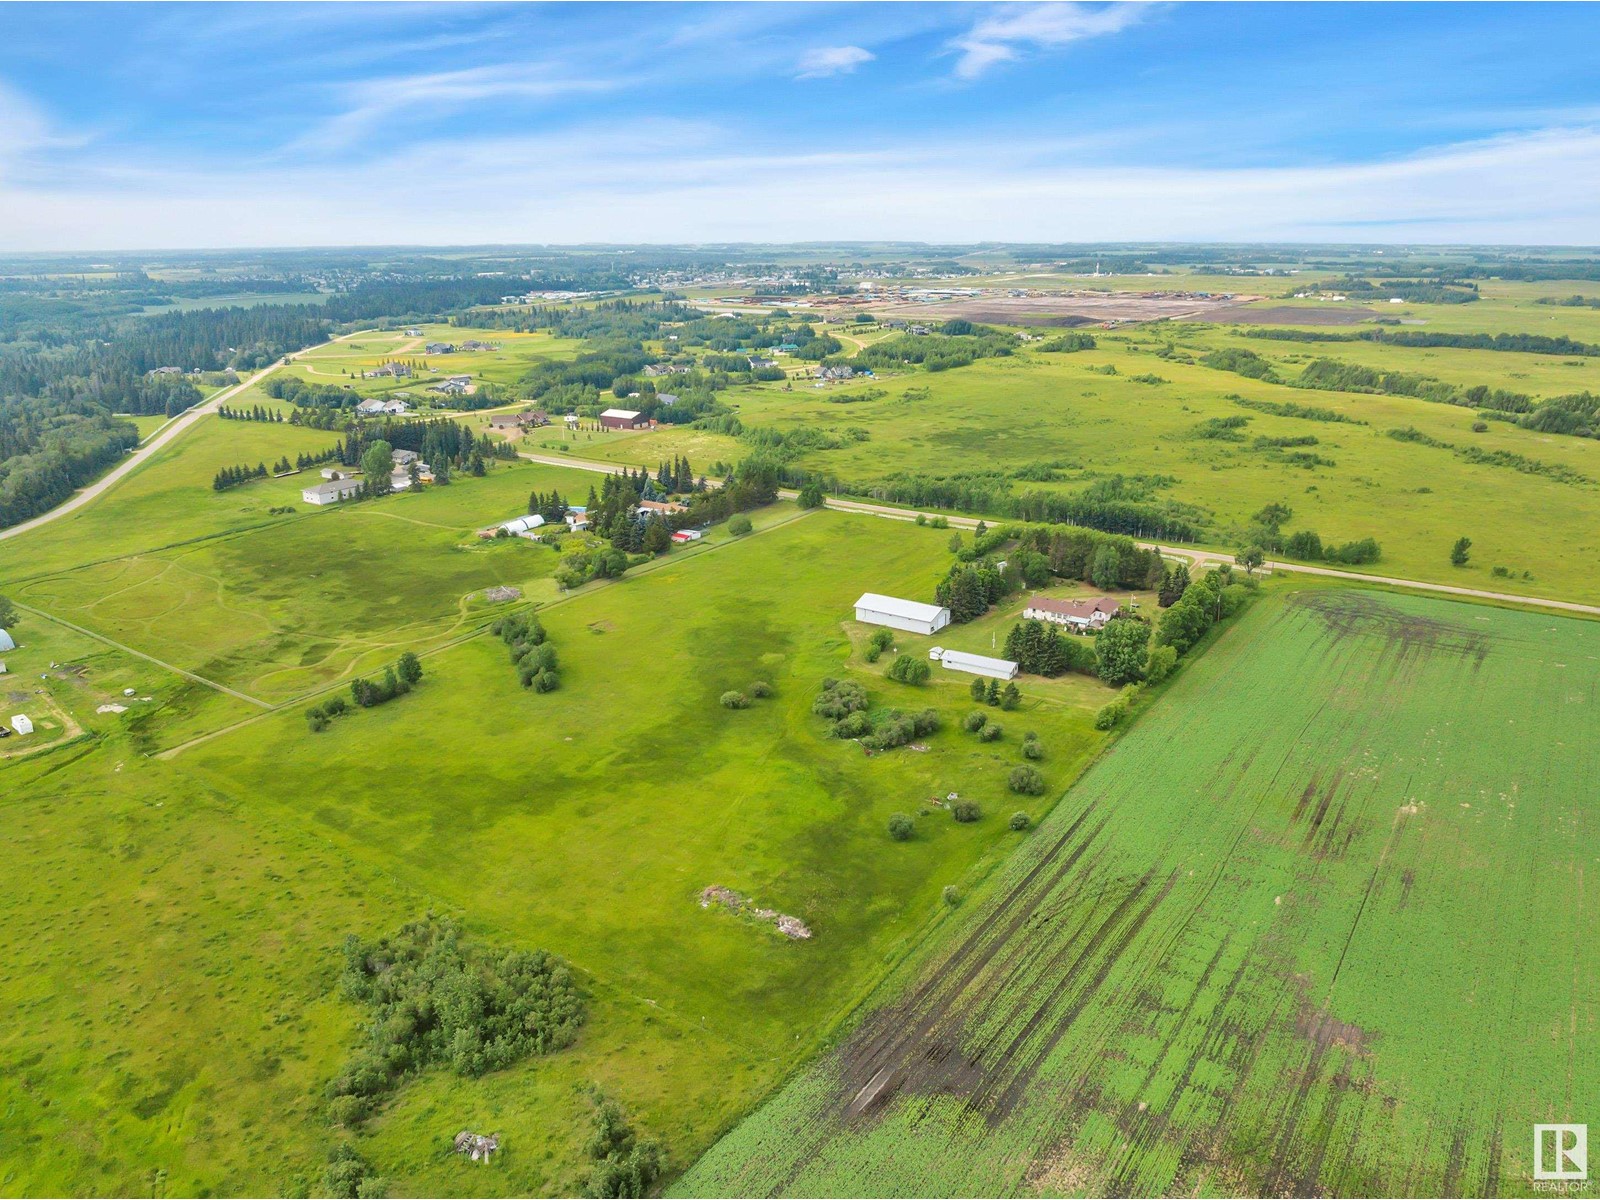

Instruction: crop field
[284,325,589,400]
[677,585,1600,1197]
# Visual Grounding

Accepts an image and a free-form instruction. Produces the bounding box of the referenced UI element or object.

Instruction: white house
[1023,596,1121,632]
[11,714,33,736]
[303,478,363,505]
[498,514,546,535]
[938,650,1019,680]
[853,593,951,636]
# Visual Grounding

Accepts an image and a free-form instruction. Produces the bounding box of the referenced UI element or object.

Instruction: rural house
[655,393,678,407]
[636,498,687,516]
[425,342,456,354]
[1023,596,1121,632]
[853,593,952,636]
[931,648,1020,680]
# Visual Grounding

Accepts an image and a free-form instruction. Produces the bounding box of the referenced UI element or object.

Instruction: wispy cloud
[796,45,875,80]
[291,65,616,153]
[950,2,1151,79]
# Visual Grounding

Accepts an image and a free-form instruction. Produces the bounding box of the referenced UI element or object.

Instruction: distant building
[655,393,678,407]
[564,413,581,428]
[489,411,548,430]
[853,593,951,636]
[459,340,499,351]
[303,478,363,505]
[0,629,14,653]
[1023,596,1121,632]
[355,398,387,416]
[600,408,648,430]
[636,498,687,515]
[146,365,184,376]
[497,514,545,536]
[670,528,703,543]
[404,327,424,336]
[10,714,32,736]
[392,449,420,467]
[425,342,456,354]
[564,509,591,531]
[366,362,412,378]
[936,649,1019,680]
[320,466,359,480]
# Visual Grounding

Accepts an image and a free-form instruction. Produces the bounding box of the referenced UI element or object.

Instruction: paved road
[0,329,372,545]
[516,451,1600,618]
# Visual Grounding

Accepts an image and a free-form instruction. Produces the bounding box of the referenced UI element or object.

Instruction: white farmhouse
[938,650,1019,680]
[853,593,951,636]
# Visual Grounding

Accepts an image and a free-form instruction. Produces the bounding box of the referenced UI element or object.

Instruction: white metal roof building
[938,649,1019,680]
[498,514,546,535]
[302,478,363,505]
[853,593,951,636]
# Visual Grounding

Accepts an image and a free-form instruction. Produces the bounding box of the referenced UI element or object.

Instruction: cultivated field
[678,586,1600,1197]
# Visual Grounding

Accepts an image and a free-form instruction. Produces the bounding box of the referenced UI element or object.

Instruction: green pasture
[0,509,1107,1195]
[8,460,607,706]
[679,586,1600,1197]
[287,325,588,398]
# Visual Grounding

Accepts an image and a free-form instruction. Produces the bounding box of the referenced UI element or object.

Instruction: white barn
[938,649,1019,680]
[302,478,363,505]
[853,593,951,636]
[11,714,33,736]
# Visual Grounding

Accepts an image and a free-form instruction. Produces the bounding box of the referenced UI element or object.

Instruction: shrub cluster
[863,627,894,663]
[493,613,560,692]
[327,916,584,1127]
[584,1097,663,1199]
[886,655,930,685]
[310,652,422,730]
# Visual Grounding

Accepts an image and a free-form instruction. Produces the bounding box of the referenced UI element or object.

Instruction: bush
[952,801,981,823]
[833,710,872,738]
[1021,734,1043,760]
[1009,811,1032,831]
[1144,643,1178,683]
[728,514,752,536]
[534,669,560,693]
[942,885,961,907]
[747,680,773,699]
[1094,694,1130,730]
[962,710,988,733]
[886,656,931,685]
[863,644,882,663]
[323,1144,385,1199]
[308,709,329,732]
[1008,765,1046,795]
[720,690,749,709]
[978,724,1002,742]
[868,628,895,652]
[888,813,915,841]
[812,677,869,720]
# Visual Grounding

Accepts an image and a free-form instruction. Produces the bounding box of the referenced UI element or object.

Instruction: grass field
[676,585,1600,1197]
[0,503,1118,1195]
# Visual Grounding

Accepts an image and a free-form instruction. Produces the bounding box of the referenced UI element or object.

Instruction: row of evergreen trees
[212,462,270,491]
[218,404,285,422]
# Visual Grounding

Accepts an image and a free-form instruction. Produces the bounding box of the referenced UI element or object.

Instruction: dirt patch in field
[1208,303,1381,325]
[872,292,1257,327]
[1293,591,1492,668]
[1296,1001,1375,1056]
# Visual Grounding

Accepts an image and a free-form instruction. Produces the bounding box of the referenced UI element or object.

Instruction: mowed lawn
[8,459,605,704]
[678,586,1600,1197]
[139,510,1113,1194]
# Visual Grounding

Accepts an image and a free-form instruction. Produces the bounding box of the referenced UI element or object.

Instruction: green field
[677,586,1599,1196]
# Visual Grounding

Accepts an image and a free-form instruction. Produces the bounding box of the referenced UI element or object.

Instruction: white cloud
[951,2,1151,79]
[291,65,617,153]
[796,45,875,80]
[6,124,1600,250]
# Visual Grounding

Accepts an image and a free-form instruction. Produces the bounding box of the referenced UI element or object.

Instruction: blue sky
[4,2,1600,250]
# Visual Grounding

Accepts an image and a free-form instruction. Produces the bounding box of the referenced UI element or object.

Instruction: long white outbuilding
[936,649,1019,680]
[853,593,951,636]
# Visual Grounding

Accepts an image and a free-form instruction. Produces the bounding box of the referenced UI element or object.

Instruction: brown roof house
[1022,596,1121,632]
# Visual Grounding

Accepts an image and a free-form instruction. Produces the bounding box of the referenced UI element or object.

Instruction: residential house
[636,499,687,516]
[655,393,678,407]
[459,340,499,351]
[853,593,951,636]
[355,398,388,416]
[365,362,412,378]
[392,449,420,467]
[1023,596,1121,632]
[425,342,456,354]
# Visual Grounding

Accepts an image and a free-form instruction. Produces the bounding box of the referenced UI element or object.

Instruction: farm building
[355,398,387,416]
[320,466,359,480]
[498,514,545,535]
[671,528,703,543]
[11,714,33,736]
[936,649,1019,680]
[853,593,951,636]
[0,629,14,653]
[655,393,678,407]
[303,478,363,505]
[1024,596,1121,631]
[600,408,648,430]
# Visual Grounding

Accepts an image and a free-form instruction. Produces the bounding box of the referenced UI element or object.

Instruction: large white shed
[0,628,14,653]
[938,649,1019,680]
[11,714,33,736]
[498,514,546,535]
[853,593,951,636]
